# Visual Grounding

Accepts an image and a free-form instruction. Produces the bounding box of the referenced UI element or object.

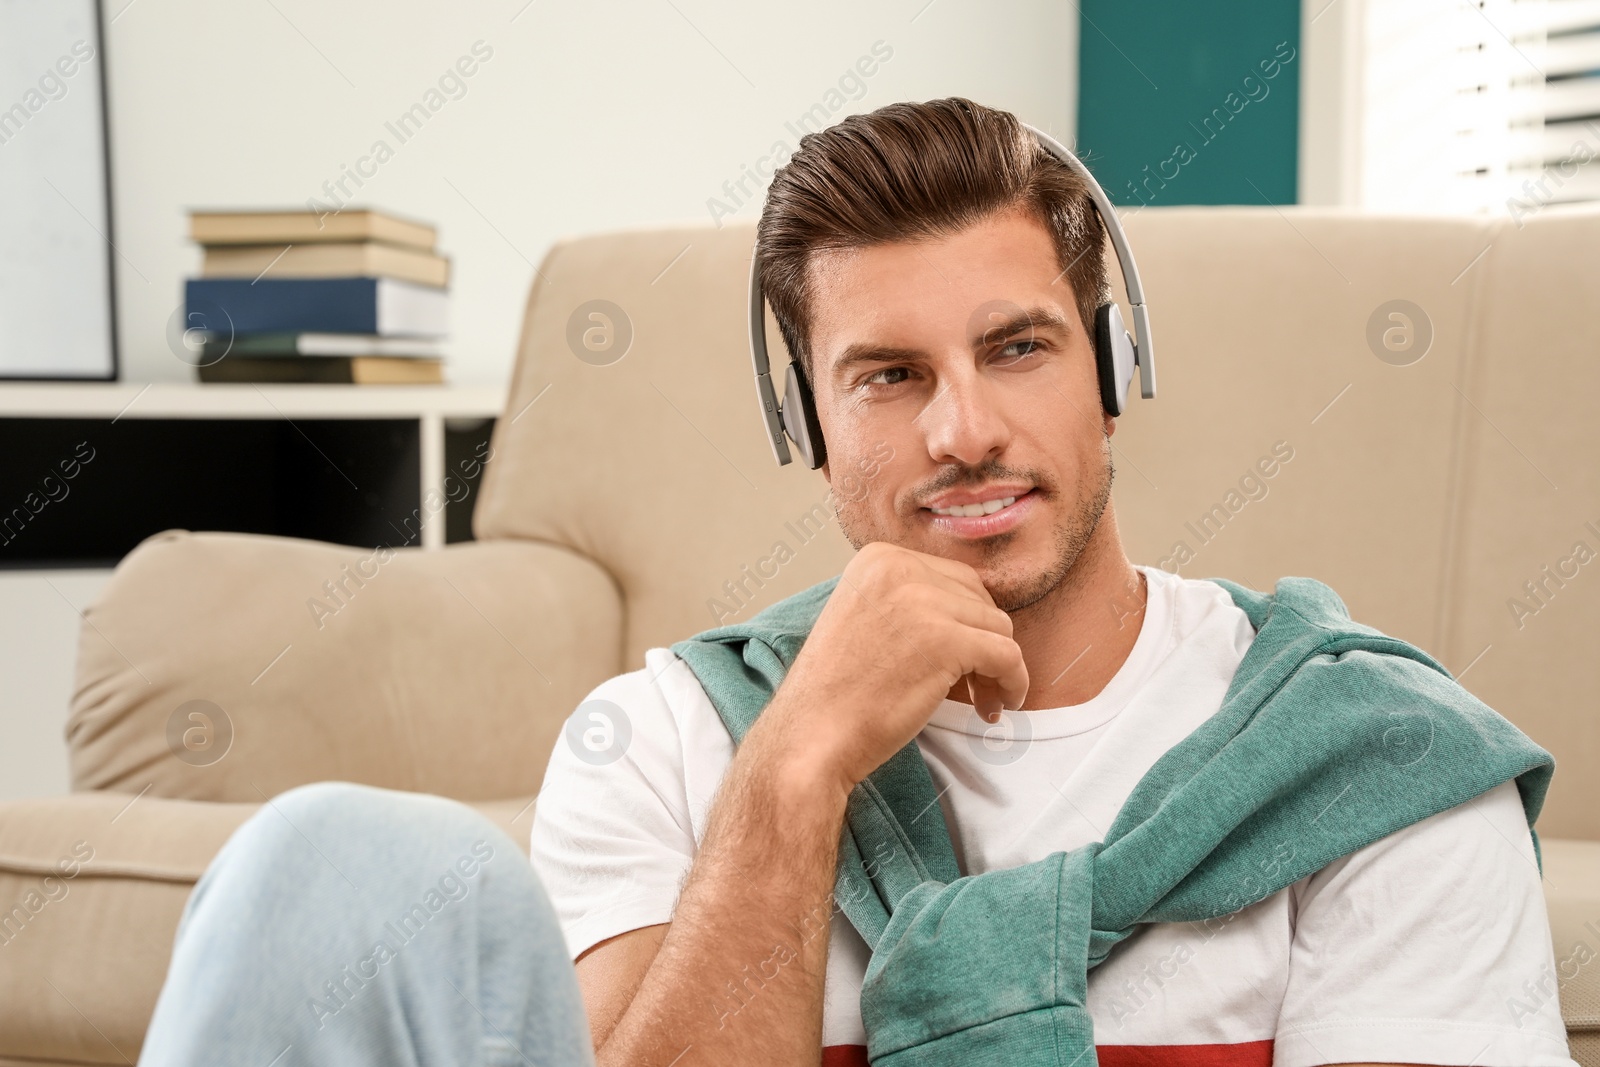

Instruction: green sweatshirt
[669,573,1554,1066]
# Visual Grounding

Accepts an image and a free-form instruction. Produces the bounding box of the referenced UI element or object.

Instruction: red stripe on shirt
[1089,1040,1275,1066]
[821,1040,1273,1066]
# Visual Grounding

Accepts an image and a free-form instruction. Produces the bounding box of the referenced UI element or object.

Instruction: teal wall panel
[1077,2,1301,206]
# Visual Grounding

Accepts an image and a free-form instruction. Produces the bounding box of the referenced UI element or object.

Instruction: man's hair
[755,97,1111,385]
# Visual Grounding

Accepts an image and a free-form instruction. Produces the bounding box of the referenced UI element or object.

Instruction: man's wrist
[736,707,854,823]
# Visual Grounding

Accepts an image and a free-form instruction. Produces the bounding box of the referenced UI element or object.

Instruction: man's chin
[916,542,1066,613]
[933,525,1088,613]
[978,566,1066,614]
[839,517,1076,611]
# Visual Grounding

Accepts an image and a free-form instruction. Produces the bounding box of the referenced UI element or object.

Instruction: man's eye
[994,339,1042,365]
[864,366,912,387]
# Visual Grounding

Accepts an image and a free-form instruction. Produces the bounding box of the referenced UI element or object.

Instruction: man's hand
[768,540,1030,793]
[584,542,1027,1065]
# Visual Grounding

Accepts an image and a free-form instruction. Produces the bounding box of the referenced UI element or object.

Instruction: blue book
[185,277,449,338]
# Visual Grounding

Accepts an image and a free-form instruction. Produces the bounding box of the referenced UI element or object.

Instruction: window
[1300,0,1600,213]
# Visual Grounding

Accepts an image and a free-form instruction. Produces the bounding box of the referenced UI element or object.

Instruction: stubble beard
[834,436,1116,614]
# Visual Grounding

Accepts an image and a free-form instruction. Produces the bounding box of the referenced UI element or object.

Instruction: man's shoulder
[576,650,715,727]
[676,574,842,648]
[582,648,737,746]
[1135,564,1258,653]
[536,651,732,832]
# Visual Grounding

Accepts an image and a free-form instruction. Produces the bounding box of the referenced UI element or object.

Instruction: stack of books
[184,209,450,384]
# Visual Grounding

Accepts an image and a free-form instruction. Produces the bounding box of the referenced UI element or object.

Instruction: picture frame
[0,0,118,380]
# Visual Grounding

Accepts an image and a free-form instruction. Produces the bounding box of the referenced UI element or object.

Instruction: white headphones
[749,122,1156,469]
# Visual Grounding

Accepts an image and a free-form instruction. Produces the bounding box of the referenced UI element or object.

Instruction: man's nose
[917,367,1010,468]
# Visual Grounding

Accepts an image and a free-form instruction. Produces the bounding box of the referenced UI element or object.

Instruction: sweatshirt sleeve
[1272,779,1578,1067]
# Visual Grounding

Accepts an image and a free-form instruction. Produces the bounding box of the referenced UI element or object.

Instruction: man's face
[808,205,1116,613]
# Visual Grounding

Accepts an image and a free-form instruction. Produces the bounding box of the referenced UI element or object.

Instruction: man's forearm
[597,711,850,1066]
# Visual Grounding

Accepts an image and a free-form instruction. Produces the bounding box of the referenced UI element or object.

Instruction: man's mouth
[927,494,1020,518]
[919,487,1039,537]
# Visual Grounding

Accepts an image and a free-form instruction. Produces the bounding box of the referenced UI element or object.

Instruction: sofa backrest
[1436,206,1600,840]
[1106,208,1497,648]
[475,224,859,662]
[474,207,1600,838]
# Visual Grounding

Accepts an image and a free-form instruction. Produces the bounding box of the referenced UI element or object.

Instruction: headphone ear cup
[1093,302,1137,418]
[780,362,828,470]
[1094,304,1121,417]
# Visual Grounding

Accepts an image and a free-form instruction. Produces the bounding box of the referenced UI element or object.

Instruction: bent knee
[265,780,412,833]
[230,781,508,866]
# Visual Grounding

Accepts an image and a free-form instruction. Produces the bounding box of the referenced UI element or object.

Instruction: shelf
[0,382,505,420]
[0,383,508,565]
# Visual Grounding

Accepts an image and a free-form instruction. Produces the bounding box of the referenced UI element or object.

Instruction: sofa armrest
[1542,838,1600,1063]
[67,530,623,803]
[0,792,256,1065]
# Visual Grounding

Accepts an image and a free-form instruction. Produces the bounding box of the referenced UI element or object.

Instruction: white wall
[1297,0,1363,206]
[103,0,1078,387]
[0,570,111,799]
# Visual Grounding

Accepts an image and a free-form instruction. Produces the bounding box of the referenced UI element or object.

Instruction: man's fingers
[915,566,998,608]
[920,588,1013,640]
[966,673,1006,722]
[910,590,1025,716]
[901,548,999,608]
[959,629,1030,716]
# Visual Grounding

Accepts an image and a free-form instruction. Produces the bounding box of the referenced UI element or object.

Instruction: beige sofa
[2,207,1597,1065]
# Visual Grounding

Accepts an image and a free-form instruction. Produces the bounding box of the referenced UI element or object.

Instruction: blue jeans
[138,782,598,1067]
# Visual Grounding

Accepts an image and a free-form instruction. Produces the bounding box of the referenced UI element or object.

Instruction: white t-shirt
[529,565,1576,1066]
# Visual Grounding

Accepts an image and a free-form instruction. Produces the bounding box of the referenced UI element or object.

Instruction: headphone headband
[1025,125,1155,401]
[749,121,1155,467]
[748,251,791,464]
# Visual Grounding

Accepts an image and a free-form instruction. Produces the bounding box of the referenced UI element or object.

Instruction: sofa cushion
[68,530,621,803]
[0,790,537,1065]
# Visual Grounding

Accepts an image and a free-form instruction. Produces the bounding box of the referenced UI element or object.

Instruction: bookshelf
[0,383,505,566]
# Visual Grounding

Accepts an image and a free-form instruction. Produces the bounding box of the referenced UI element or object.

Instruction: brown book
[189,209,436,250]
[197,356,444,385]
[202,242,450,287]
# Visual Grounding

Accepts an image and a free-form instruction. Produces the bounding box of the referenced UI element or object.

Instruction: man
[137,98,1574,1067]
[528,99,1576,1065]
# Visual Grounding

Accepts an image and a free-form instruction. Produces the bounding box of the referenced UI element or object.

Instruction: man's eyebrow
[974,306,1075,345]
[830,305,1074,381]
[832,345,925,378]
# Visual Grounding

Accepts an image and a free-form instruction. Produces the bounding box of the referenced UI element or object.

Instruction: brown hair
[755,97,1110,384]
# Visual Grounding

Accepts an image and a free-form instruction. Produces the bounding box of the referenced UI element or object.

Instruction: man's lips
[919,487,1039,538]
[920,484,1036,512]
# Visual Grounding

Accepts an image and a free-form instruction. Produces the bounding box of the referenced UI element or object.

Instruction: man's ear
[1103,411,1117,438]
